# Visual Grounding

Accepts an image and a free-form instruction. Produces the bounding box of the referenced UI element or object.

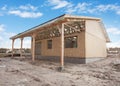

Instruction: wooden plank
[61,23,64,68]
[31,37,33,57]
[20,38,23,57]
[32,34,36,62]
[12,39,14,57]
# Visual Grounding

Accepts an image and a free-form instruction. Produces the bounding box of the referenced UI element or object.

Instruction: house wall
[35,20,107,59]
[85,20,107,58]
[35,32,85,58]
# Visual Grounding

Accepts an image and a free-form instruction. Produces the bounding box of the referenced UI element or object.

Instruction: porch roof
[10,14,110,42]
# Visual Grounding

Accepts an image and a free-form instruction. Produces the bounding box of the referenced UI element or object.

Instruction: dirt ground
[0,56,120,86]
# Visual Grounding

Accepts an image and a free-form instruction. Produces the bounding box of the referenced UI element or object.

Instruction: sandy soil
[0,56,120,86]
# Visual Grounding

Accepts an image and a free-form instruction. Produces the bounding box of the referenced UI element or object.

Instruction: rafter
[35,21,85,41]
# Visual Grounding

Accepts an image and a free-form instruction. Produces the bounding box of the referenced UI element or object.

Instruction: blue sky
[0,0,120,48]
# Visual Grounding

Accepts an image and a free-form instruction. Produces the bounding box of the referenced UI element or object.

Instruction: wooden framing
[31,37,33,57]
[10,14,110,68]
[60,23,65,68]
[35,21,85,41]
[12,39,14,57]
[32,34,36,62]
[20,38,23,57]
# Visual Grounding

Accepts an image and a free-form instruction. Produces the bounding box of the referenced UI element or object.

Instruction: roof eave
[10,14,103,40]
[10,14,66,40]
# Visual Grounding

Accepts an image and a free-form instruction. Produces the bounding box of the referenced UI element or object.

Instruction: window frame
[65,36,78,48]
[47,40,52,49]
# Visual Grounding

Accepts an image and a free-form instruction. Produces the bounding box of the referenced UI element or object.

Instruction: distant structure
[10,14,110,68]
[0,48,9,53]
[107,47,120,57]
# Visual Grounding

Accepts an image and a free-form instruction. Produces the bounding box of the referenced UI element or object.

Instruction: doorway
[35,42,41,55]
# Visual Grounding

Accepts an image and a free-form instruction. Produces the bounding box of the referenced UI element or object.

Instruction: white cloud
[67,3,120,15]
[106,27,120,48]
[9,10,43,18]
[0,33,15,48]
[76,3,90,12]
[8,4,43,18]
[47,0,71,9]
[0,24,14,48]
[96,4,120,15]
[19,4,37,11]
[46,1,120,15]
[0,24,5,32]
[66,2,91,14]
[0,24,31,48]
[0,24,5,41]
[0,36,3,41]
[0,4,43,18]
[107,27,120,35]
[107,40,120,48]
[0,5,7,16]
[117,10,120,15]
[1,5,7,10]
[96,5,113,12]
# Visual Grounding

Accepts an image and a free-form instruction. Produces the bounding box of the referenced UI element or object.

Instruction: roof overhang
[98,21,110,42]
[10,14,108,42]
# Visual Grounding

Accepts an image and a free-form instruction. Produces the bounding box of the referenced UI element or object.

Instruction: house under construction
[10,14,110,68]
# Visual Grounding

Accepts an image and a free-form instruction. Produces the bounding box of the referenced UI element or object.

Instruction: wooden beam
[60,23,64,69]
[66,17,99,21]
[31,37,33,57]
[64,23,76,30]
[12,39,15,58]
[32,34,36,62]
[20,38,23,58]
[56,25,61,34]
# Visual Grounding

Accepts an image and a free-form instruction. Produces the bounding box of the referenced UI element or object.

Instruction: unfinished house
[10,14,110,68]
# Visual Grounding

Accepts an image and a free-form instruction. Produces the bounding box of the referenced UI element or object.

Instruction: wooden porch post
[60,23,65,69]
[12,39,15,57]
[32,34,36,62]
[20,38,23,57]
[31,37,33,56]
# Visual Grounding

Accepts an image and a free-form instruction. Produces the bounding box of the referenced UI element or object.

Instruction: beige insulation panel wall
[85,20,107,58]
[64,32,85,58]
[36,32,85,58]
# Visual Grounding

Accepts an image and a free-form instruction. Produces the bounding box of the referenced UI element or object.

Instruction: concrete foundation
[35,55,105,64]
